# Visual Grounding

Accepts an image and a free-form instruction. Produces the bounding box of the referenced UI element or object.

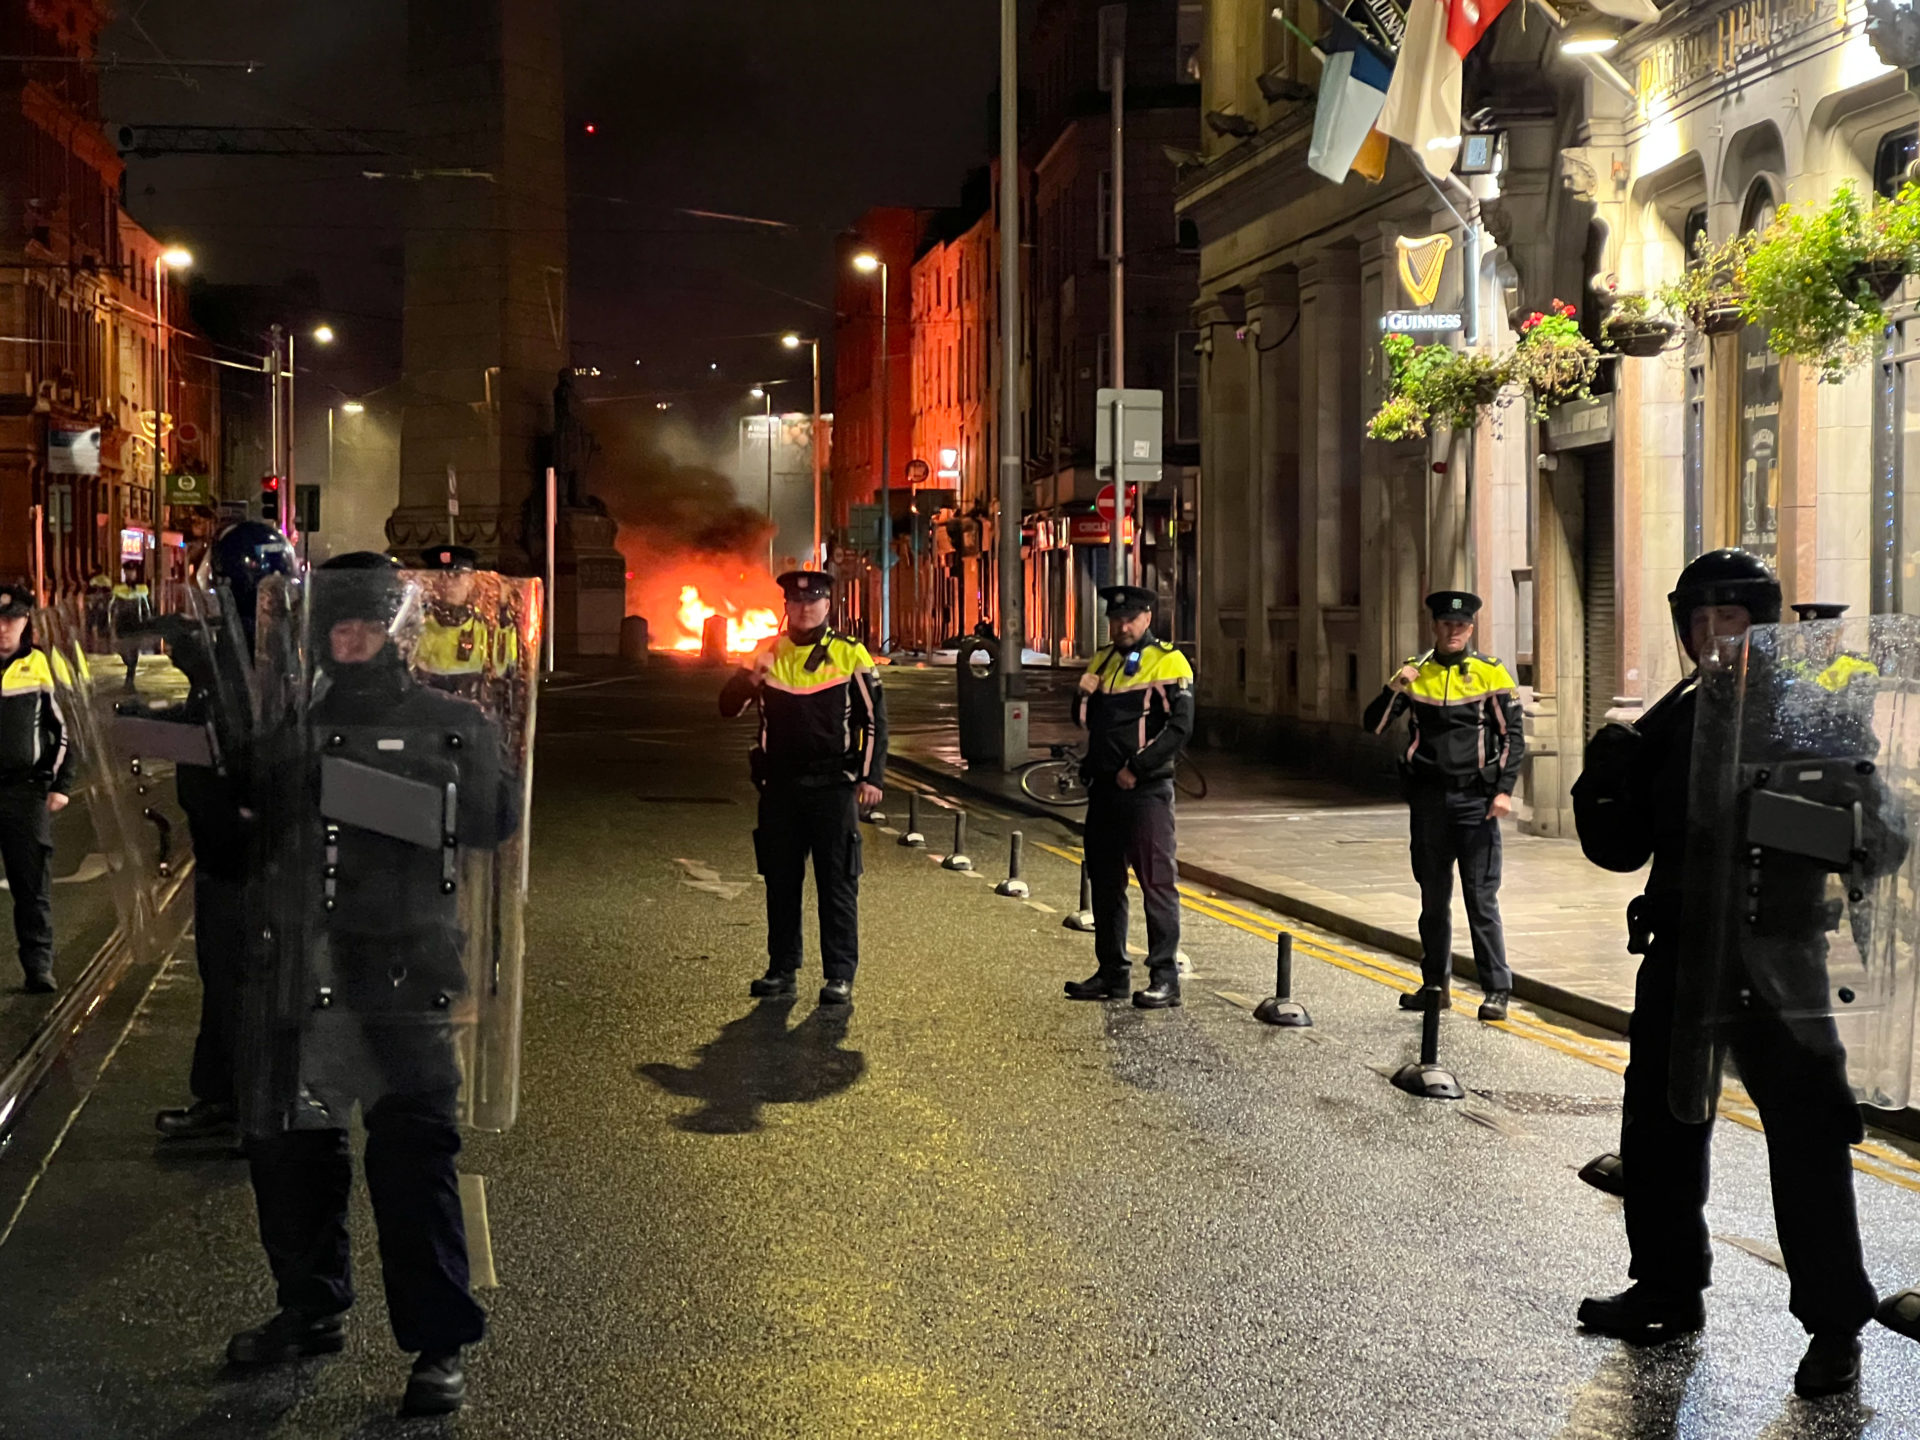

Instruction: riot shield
[32,595,226,970]
[1672,614,1920,1123]
[244,566,536,1137]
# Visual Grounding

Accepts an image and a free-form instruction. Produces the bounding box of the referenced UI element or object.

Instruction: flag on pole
[1307,19,1394,183]
[1376,0,1512,178]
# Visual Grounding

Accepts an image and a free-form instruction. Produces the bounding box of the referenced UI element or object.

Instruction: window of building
[1682,205,1709,267]
[1096,171,1112,260]
[1176,216,1199,253]
[1871,320,1920,613]
[1877,126,1918,199]
[1178,3,1205,82]
[1174,330,1200,443]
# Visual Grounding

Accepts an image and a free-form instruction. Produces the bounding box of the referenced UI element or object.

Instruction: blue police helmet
[209,520,296,620]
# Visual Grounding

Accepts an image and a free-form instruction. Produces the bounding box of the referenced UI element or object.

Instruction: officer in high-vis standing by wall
[1362,590,1525,1022]
[1064,584,1194,1010]
[720,570,886,1006]
[0,582,74,994]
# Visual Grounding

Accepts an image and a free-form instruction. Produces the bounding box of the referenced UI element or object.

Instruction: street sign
[164,471,209,506]
[1094,387,1162,486]
[1094,483,1137,521]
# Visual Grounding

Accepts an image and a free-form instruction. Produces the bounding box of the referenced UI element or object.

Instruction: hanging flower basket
[1605,318,1680,357]
[1848,260,1909,302]
[1703,304,1745,336]
[1509,300,1599,415]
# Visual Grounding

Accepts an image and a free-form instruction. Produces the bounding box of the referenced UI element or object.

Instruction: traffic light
[260,474,281,521]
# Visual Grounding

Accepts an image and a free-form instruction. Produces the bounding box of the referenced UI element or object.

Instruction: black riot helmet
[209,520,296,639]
[313,551,412,664]
[1669,548,1780,661]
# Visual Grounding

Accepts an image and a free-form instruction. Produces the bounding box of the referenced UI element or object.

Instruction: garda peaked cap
[1098,584,1157,617]
[1425,590,1482,619]
[419,544,479,573]
[777,570,833,601]
[1791,601,1849,622]
[0,582,32,619]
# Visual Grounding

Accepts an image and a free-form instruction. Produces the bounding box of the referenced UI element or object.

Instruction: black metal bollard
[995,830,1030,897]
[1391,985,1464,1099]
[899,791,926,847]
[942,810,973,871]
[1062,860,1096,931]
[1254,931,1312,1027]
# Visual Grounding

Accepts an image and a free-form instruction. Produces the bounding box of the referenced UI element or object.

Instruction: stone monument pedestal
[547,505,624,658]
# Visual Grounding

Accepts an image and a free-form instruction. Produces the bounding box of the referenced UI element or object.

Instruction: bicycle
[1016,742,1208,805]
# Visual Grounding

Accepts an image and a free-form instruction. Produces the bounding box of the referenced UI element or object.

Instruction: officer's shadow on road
[638,998,865,1135]
[1554,1340,1700,1438]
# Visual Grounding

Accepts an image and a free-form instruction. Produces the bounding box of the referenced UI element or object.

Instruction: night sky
[103,0,1006,441]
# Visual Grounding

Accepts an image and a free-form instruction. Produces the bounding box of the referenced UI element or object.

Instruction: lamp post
[853,251,891,652]
[997,0,1028,765]
[783,333,823,566]
[152,246,191,610]
[284,323,335,533]
[750,386,775,573]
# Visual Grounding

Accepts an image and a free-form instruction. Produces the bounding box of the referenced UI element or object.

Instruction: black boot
[1477,990,1510,1022]
[1064,970,1130,1000]
[1794,1332,1862,1398]
[818,979,853,1006]
[155,1099,237,1140]
[1399,985,1451,1012]
[1132,974,1181,1010]
[226,1309,347,1367]
[749,970,797,998]
[1576,1284,1705,1344]
[22,968,54,995]
[401,1350,467,1416]
[1876,1287,1920,1341]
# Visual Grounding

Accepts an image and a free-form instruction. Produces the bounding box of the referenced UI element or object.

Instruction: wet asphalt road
[4,661,1920,1437]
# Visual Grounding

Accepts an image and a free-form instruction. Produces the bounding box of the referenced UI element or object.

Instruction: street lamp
[783,333,823,565]
[152,245,192,612]
[852,251,892,651]
[312,324,336,345]
[751,387,774,572]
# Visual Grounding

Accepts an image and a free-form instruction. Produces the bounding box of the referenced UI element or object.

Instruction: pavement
[3,662,1920,1436]
[878,663,1649,1033]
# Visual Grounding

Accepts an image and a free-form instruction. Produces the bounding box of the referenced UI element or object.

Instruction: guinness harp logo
[1396,234,1454,308]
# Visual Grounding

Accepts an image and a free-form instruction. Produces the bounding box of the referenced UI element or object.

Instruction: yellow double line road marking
[1030,839,1920,1195]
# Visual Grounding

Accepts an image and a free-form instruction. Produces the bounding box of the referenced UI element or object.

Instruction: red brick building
[0,0,218,601]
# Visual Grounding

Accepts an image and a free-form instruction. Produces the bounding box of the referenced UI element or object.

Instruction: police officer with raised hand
[1572,549,1884,1399]
[720,570,886,1006]
[0,581,74,994]
[229,552,519,1418]
[1363,591,1524,1022]
[1064,584,1194,1009]
[153,521,297,1141]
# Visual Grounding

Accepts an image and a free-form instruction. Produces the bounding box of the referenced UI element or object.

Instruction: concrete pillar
[1242,287,1272,711]
[1197,298,1246,709]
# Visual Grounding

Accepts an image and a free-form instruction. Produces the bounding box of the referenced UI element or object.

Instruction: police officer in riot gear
[153,520,297,1141]
[230,552,516,1417]
[1363,591,1525,1021]
[720,570,886,1006]
[0,581,75,993]
[1572,548,1883,1398]
[1064,584,1194,1010]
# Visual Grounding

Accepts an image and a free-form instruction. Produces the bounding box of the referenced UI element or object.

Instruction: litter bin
[956,632,1003,765]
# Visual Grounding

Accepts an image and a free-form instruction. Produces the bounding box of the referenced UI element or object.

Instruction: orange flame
[670,585,778,654]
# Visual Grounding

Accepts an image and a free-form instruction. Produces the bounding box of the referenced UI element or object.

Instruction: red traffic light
[262,475,281,492]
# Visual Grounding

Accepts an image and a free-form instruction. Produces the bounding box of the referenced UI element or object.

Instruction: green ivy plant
[1737,181,1920,382]
[1655,233,1751,331]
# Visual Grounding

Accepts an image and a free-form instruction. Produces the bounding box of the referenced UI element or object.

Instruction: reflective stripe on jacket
[1073,637,1196,783]
[720,631,888,786]
[1362,651,1525,793]
[0,645,76,794]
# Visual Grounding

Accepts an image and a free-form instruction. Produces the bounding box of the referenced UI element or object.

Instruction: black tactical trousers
[755,780,861,982]
[188,869,244,1106]
[1407,783,1511,993]
[0,784,53,982]
[1622,937,1876,1335]
[1085,780,1180,981]
[246,1089,485,1355]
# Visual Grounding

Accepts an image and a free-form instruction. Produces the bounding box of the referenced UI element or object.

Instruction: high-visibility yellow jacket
[0,643,75,794]
[1072,636,1195,784]
[417,608,518,680]
[720,629,887,787]
[1363,650,1526,793]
